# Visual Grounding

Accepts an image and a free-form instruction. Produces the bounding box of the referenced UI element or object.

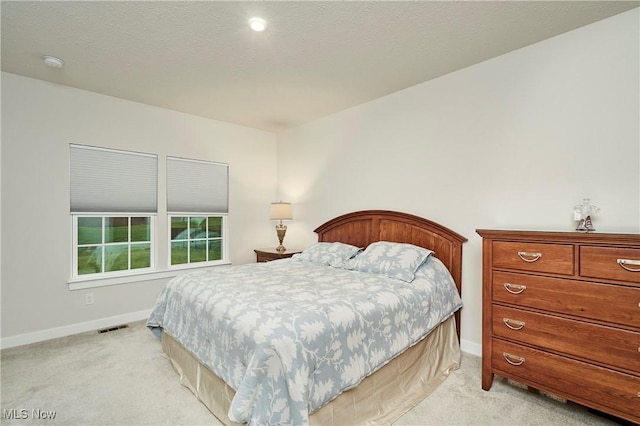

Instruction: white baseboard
[460,338,481,357]
[0,309,152,350]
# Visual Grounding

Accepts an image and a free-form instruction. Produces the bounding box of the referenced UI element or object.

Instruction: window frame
[168,213,229,270]
[70,213,157,281]
[68,146,232,290]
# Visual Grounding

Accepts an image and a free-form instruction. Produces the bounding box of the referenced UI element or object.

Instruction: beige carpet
[1,320,621,425]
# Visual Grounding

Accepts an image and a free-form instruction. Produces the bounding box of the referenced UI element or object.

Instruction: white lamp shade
[270,202,292,220]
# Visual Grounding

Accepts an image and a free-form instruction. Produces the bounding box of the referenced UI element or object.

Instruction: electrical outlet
[85,293,94,305]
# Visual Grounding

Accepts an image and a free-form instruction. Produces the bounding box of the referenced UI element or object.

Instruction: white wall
[277,10,640,355]
[1,73,277,344]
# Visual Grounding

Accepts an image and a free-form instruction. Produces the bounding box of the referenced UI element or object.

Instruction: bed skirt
[161,315,461,425]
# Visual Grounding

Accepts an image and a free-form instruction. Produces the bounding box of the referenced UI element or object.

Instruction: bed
[148,210,467,425]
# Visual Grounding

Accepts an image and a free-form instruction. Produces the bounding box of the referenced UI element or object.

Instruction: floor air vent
[98,324,129,334]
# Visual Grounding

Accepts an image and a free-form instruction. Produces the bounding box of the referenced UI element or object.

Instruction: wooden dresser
[476,230,640,424]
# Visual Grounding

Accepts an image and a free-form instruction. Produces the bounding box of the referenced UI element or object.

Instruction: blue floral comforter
[147,256,462,425]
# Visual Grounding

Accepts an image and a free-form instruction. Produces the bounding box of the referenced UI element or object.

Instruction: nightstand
[254,248,302,262]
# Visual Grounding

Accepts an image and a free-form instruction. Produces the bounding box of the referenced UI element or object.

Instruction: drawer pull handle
[503,318,526,330]
[617,259,640,272]
[503,352,525,366]
[518,251,542,262]
[504,283,527,294]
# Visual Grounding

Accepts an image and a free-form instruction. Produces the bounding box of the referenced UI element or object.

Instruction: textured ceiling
[2,1,638,133]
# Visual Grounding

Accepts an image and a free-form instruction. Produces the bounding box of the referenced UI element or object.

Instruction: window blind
[70,144,158,213]
[167,157,228,213]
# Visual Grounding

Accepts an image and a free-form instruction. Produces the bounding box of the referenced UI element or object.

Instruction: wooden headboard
[315,210,467,337]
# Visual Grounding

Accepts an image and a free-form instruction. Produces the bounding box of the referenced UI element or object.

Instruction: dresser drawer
[492,241,574,275]
[492,271,640,328]
[492,305,640,373]
[580,246,640,286]
[492,339,640,421]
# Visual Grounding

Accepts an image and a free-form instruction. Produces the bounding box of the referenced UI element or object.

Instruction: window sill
[67,262,232,290]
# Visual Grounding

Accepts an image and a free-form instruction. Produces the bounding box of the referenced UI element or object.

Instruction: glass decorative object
[573,198,600,232]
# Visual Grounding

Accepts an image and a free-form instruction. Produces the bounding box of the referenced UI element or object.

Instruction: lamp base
[275,223,287,252]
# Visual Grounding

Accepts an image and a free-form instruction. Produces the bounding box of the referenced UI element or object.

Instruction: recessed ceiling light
[42,55,64,68]
[249,17,267,32]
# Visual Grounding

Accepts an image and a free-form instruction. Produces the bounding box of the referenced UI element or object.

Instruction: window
[70,144,157,279]
[169,215,224,265]
[167,157,229,267]
[74,215,154,275]
[69,146,230,284]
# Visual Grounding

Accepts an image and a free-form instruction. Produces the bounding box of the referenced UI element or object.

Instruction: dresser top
[476,229,640,245]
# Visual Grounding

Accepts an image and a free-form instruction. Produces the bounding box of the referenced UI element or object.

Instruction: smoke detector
[42,55,64,68]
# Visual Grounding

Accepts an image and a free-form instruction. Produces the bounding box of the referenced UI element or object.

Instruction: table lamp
[270,201,292,252]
